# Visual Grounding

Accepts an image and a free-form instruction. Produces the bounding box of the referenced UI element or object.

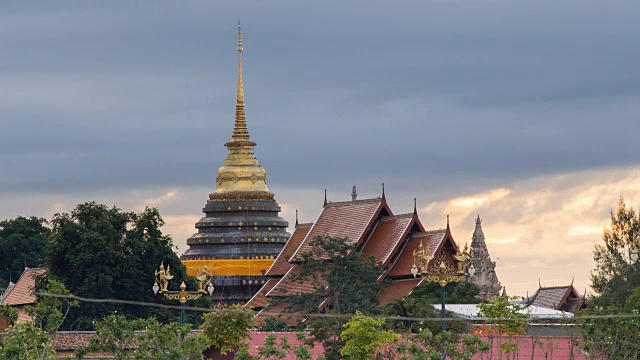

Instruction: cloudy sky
[2,1,640,296]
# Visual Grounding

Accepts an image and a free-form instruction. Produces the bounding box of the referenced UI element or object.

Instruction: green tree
[47,202,207,330]
[201,304,256,355]
[90,314,208,360]
[340,310,399,360]
[0,216,50,288]
[385,282,481,334]
[274,236,387,360]
[0,280,78,360]
[591,197,640,308]
[477,296,527,358]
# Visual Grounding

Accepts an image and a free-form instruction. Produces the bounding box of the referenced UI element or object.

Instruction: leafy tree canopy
[201,304,256,355]
[0,216,50,288]
[590,197,640,308]
[275,236,387,360]
[46,201,207,330]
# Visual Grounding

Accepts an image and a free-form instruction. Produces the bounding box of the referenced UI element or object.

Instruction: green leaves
[200,304,256,355]
[0,216,50,288]
[340,310,399,360]
[46,202,204,329]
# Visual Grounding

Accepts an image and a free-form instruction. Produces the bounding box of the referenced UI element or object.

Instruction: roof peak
[323,197,382,207]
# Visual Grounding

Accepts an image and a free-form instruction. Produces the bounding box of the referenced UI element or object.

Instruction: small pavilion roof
[290,197,389,262]
[0,268,45,306]
[530,285,584,311]
[266,222,312,277]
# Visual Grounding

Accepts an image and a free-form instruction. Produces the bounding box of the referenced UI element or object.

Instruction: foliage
[90,314,207,360]
[591,197,640,308]
[385,281,481,334]
[0,216,50,288]
[201,304,256,355]
[340,310,399,360]
[0,304,19,324]
[258,317,293,332]
[47,202,208,330]
[0,280,77,360]
[235,333,314,360]
[275,236,387,360]
[579,307,640,359]
[477,296,527,356]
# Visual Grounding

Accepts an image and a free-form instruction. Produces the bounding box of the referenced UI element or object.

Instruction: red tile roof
[256,301,305,327]
[378,278,424,307]
[266,265,327,298]
[266,223,312,277]
[246,278,279,309]
[530,285,584,312]
[361,214,415,266]
[1,268,45,306]
[290,198,387,262]
[387,231,446,278]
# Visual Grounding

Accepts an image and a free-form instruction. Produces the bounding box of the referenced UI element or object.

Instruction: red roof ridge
[323,197,382,207]
[379,213,414,221]
[1,267,46,306]
[411,229,445,236]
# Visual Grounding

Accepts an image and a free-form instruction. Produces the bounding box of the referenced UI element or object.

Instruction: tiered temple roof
[528,283,585,313]
[465,215,502,300]
[180,25,289,305]
[253,188,466,325]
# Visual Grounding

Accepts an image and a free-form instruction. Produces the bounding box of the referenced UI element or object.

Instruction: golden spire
[210,23,273,201]
[229,22,252,143]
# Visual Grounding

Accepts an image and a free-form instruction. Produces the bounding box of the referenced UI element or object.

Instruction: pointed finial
[571,275,574,286]
[447,214,450,229]
[228,21,251,143]
[413,198,417,215]
[539,278,542,288]
[501,286,507,297]
[237,21,243,53]
[324,189,327,207]
[475,214,482,225]
[351,184,358,204]
[295,209,299,227]
[381,183,385,199]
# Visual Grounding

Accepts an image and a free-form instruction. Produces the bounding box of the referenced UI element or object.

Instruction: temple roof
[529,285,583,312]
[0,268,45,306]
[266,265,327,298]
[246,278,279,309]
[379,278,424,307]
[388,230,446,278]
[290,197,388,262]
[361,213,419,266]
[266,222,312,277]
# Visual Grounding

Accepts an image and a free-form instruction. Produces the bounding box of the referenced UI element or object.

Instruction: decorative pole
[411,241,475,360]
[152,262,214,339]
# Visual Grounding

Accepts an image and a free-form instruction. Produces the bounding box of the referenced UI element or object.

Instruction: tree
[340,310,399,360]
[591,197,640,308]
[477,296,527,358]
[90,314,208,360]
[274,236,387,360]
[47,202,208,330]
[0,216,50,288]
[0,279,78,360]
[384,281,481,334]
[200,304,256,355]
[579,197,640,358]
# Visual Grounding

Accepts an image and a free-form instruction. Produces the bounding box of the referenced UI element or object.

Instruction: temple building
[465,216,502,300]
[249,187,477,325]
[180,26,289,305]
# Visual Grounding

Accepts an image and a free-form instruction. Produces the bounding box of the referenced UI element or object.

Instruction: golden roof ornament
[210,23,274,201]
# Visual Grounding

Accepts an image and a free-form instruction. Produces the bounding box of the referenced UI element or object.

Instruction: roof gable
[265,223,312,277]
[361,213,416,266]
[387,230,448,278]
[1,268,45,306]
[290,198,389,262]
